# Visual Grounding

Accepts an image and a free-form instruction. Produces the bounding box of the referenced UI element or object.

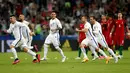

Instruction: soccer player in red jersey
[75,23,88,59]
[101,15,117,55]
[107,16,116,53]
[111,12,129,58]
[101,15,109,43]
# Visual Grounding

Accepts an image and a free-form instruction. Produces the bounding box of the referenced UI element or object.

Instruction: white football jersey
[23,20,29,26]
[7,21,24,40]
[49,18,62,34]
[21,20,31,33]
[92,21,103,38]
[84,22,95,39]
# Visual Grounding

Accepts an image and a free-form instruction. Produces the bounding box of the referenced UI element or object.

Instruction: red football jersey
[100,20,109,40]
[115,19,126,34]
[101,20,108,31]
[107,18,115,33]
[107,18,115,45]
[114,19,126,45]
[78,23,86,43]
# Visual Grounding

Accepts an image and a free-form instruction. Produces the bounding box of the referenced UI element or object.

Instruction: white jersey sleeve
[93,21,102,36]
[56,19,62,29]
[16,21,24,27]
[23,20,30,26]
[7,24,13,33]
[84,22,90,29]
[93,24,99,34]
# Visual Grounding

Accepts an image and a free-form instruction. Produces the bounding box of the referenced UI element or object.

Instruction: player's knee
[23,48,28,52]
[55,46,60,50]
[96,48,99,52]
[80,44,85,48]
[44,44,48,48]
[10,45,14,49]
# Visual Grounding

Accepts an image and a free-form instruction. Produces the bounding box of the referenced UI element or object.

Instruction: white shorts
[11,38,27,49]
[81,37,99,49]
[22,27,28,38]
[96,36,108,48]
[44,33,60,47]
[22,27,32,46]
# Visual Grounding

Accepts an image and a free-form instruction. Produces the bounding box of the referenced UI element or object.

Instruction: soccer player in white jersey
[18,14,39,63]
[19,14,38,52]
[76,16,110,64]
[89,16,118,63]
[40,11,66,62]
[6,15,40,64]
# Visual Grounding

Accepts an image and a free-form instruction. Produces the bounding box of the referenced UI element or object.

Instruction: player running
[6,15,40,64]
[106,16,116,53]
[19,14,38,52]
[76,16,110,64]
[18,14,39,63]
[89,16,118,63]
[40,11,66,62]
[75,23,88,60]
[111,12,129,58]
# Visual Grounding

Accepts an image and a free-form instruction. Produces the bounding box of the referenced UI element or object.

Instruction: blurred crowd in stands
[0,0,130,36]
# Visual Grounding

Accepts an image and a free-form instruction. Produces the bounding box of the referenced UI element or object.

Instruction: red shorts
[103,31,113,45]
[103,31,108,40]
[107,33,113,45]
[114,33,124,46]
[78,37,86,44]
[78,37,88,48]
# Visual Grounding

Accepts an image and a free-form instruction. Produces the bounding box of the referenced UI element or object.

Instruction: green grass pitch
[0,51,130,73]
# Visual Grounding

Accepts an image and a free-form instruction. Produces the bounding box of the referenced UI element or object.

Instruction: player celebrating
[89,16,118,63]
[40,11,66,62]
[19,14,38,52]
[6,15,40,64]
[19,14,38,63]
[75,23,88,60]
[76,16,110,63]
[111,12,129,58]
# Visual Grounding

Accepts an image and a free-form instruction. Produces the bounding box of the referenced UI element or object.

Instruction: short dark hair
[51,11,57,14]
[118,11,122,13]
[90,16,96,20]
[80,15,87,19]
[19,14,24,16]
[10,15,16,17]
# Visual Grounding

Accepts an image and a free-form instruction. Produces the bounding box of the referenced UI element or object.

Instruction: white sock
[28,46,33,49]
[27,49,36,56]
[28,36,32,46]
[108,48,117,58]
[56,47,65,58]
[32,56,36,59]
[43,44,48,59]
[93,51,99,58]
[11,48,18,59]
[90,46,99,58]
[98,49,107,58]
[81,48,88,59]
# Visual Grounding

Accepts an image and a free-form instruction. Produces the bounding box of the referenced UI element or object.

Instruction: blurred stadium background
[0,0,130,52]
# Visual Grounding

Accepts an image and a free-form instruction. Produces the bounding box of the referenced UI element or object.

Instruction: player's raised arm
[76,15,88,32]
[76,27,88,32]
